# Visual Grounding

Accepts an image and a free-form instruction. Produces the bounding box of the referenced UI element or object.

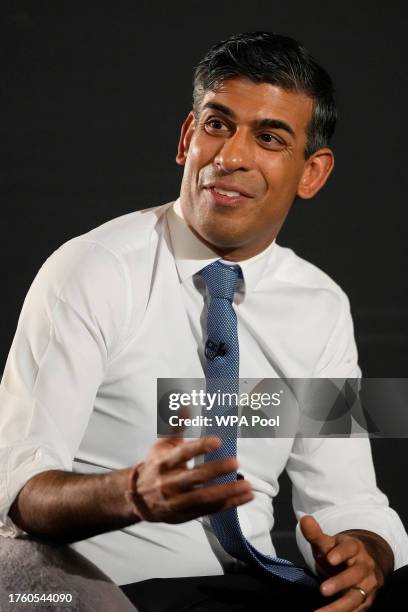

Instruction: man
[1,32,407,611]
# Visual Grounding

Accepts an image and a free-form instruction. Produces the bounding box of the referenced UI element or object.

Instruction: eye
[204,117,230,135]
[258,133,284,148]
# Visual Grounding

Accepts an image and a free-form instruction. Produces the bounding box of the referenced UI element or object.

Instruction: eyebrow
[201,101,296,138]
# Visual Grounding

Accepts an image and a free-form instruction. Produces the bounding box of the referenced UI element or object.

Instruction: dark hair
[192,32,337,159]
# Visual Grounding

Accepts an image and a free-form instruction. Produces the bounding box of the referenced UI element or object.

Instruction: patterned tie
[199,260,318,588]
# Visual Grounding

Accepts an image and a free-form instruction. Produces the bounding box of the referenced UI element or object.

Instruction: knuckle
[372,572,383,589]
[172,446,185,463]
[349,539,360,555]
[367,576,378,592]
[167,497,180,513]
[151,456,163,471]
[190,469,204,485]
[156,475,167,496]
[160,458,170,470]
[372,578,380,592]
[197,484,211,500]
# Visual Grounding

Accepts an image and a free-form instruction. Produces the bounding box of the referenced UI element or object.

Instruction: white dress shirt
[1,199,407,585]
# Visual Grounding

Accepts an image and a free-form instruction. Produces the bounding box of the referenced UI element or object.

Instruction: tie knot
[199,260,242,301]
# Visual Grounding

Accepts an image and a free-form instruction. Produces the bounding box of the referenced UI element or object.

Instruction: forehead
[200,77,314,137]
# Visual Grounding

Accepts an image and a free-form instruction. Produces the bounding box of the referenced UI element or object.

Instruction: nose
[214,128,251,173]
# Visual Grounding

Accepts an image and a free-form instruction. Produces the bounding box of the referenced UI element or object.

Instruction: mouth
[204,184,253,207]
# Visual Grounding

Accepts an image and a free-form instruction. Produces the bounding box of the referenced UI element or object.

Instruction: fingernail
[321,581,334,596]
[328,552,340,564]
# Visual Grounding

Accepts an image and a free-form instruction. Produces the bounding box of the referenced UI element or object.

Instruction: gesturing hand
[300,516,384,611]
[125,436,253,524]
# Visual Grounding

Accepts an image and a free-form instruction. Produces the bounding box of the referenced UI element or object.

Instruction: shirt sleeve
[287,290,408,571]
[0,239,129,536]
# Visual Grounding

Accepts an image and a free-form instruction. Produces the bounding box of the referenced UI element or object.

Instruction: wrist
[102,466,141,524]
[340,529,394,577]
[123,462,145,522]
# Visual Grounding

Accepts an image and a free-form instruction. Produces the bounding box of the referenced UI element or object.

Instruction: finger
[300,515,336,557]
[187,487,255,519]
[315,586,373,612]
[162,436,188,448]
[168,479,253,515]
[162,436,222,469]
[164,456,239,493]
[325,537,361,567]
[167,487,255,524]
[320,563,370,597]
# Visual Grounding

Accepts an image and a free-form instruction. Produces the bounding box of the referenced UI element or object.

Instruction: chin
[186,206,249,250]
[199,226,247,250]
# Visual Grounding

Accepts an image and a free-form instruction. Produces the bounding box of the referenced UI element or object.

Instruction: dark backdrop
[1,1,407,553]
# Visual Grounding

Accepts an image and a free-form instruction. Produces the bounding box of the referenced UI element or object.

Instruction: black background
[1,1,407,556]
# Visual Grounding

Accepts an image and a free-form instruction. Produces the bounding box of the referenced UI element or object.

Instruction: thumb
[300,515,336,556]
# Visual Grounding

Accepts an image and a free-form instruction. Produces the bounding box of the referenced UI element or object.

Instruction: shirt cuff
[295,504,408,573]
[0,444,69,537]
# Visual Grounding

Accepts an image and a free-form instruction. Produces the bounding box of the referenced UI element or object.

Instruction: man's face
[176,77,333,261]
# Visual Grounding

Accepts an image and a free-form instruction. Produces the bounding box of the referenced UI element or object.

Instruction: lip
[204,181,253,198]
[204,182,253,208]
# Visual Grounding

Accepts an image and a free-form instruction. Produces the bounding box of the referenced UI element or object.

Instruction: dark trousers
[120,565,408,611]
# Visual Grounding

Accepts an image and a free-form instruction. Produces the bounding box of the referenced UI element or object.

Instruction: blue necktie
[199,260,317,588]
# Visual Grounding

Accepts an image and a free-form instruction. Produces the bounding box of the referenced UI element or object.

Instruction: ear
[297,148,335,199]
[176,111,196,166]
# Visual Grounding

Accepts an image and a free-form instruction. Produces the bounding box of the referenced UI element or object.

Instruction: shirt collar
[166,198,277,295]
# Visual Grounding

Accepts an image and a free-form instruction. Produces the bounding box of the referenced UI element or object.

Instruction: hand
[125,436,254,524]
[300,515,384,611]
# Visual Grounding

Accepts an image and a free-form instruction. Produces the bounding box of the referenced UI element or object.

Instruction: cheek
[263,162,303,198]
[181,155,200,193]
[182,151,202,186]
[189,137,218,171]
